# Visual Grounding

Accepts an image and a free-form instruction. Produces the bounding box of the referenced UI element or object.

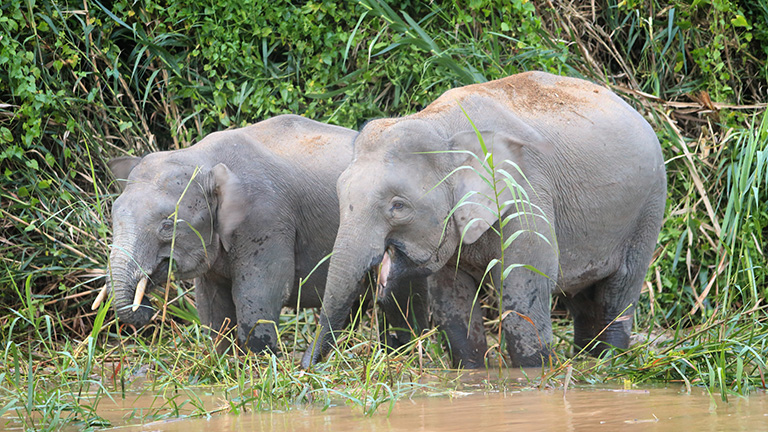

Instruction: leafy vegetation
[1,0,766,429]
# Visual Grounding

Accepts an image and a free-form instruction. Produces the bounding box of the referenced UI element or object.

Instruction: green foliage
[124,0,366,132]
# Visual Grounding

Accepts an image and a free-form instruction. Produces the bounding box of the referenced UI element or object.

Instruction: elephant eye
[388,198,412,223]
[390,197,410,213]
[159,219,175,235]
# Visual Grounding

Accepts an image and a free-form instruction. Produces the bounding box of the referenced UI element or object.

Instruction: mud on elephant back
[93,114,416,354]
[301,71,666,369]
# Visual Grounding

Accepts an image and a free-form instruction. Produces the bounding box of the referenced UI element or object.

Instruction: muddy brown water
[7,370,767,431]
[99,387,767,432]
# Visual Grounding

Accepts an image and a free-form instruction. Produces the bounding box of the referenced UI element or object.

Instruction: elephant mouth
[376,245,431,298]
[92,258,174,311]
[133,258,177,306]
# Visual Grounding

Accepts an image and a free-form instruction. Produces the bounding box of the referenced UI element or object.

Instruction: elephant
[301,71,667,368]
[93,114,416,354]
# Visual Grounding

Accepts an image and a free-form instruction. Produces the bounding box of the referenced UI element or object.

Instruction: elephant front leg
[500,273,554,367]
[196,272,238,354]
[496,206,559,367]
[231,239,295,354]
[429,267,486,369]
[499,243,558,367]
[377,275,429,350]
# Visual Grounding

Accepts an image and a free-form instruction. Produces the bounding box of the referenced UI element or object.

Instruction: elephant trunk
[103,237,156,327]
[301,227,384,368]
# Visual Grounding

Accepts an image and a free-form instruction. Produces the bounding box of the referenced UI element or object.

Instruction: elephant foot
[574,318,631,358]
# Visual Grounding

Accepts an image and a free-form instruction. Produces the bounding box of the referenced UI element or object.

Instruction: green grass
[1,0,767,429]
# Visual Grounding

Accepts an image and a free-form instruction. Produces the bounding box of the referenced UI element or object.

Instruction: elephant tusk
[377,247,393,294]
[91,284,109,310]
[132,277,148,312]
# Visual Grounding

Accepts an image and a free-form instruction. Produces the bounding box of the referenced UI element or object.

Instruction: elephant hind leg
[563,285,625,357]
[566,226,658,357]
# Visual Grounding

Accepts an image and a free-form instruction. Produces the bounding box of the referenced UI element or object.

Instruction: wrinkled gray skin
[302,72,667,368]
[105,115,377,353]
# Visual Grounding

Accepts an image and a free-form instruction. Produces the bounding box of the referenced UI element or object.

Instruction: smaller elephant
[302,71,667,369]
[95,115,370,353]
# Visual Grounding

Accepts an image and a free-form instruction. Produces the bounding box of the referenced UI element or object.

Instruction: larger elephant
[302,72,666,368]
[95,115,388,353]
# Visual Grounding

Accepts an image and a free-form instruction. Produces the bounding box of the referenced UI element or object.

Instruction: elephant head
[94,153,246,327]
[302,110,549,367]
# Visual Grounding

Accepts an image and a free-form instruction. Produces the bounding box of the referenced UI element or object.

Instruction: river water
[86,377,766,431]
[103,389,767,432]
[2,369,765,430]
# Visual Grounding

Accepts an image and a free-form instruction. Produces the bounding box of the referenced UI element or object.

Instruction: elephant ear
[211,163,247,252]
[107,156,142,193]
[450,121,548,245]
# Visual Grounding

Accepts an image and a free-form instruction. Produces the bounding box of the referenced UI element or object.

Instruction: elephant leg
[196,272,238,354]
[377,276,429,350]
[429,267,486,369]
[565,273,638,357]
[565,223,657,357]
[500,272,555,367]
[231,237,295,354]
[500,229,558,367]
[562,285,622,357]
